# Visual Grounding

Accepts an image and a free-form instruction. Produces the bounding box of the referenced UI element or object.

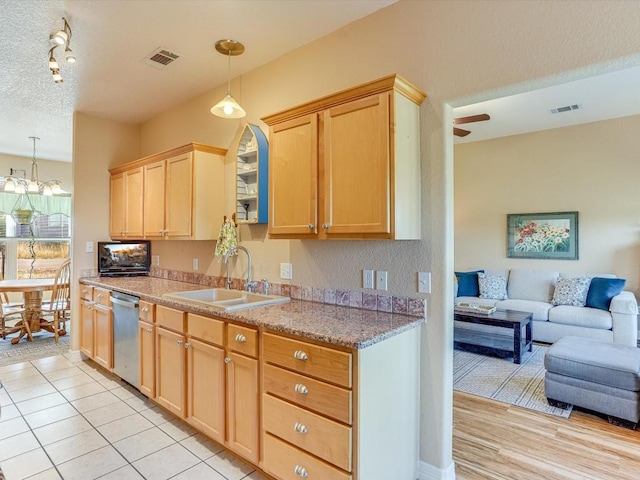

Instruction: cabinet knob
[145,328,153,333]
[141,307,149,313]
[177,340,183,346]
[293,350,308,361]
[322,223,330,230]
[294,383,309,395]
[307,224,315,229]
[294,465,308,478]
[97,293,103,299]
[224,357,232,364]
[184,342,190,349]
[235,333,247,343]
[293,422,308,434]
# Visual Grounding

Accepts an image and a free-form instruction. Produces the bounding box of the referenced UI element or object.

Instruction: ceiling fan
[453,113,491,137]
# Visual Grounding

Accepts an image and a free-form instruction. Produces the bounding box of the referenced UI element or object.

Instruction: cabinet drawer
[93,287,111,307]
[263,364,352,425]
[263,333,352,387]
[227,324,258,357]
[263,433,352,480]
[156,305,186,332]
[263,394,352,471]
[80,285,93,301]
[139,301,155,323]
[187,313,224,346]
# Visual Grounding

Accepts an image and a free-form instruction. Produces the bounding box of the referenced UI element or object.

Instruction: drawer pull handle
[224,357,232,364]
[293,422,308,434]
[294,465,308,477]
[141,306,149,313]
[293,350,308,361]
[294,383,309,395]
[235,333,247,343]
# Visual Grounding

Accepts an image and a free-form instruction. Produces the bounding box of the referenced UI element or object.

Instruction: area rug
[453,344,572,418]
[0,331,71,367]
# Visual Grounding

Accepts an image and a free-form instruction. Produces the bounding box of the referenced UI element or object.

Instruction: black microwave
[98,241,151,276]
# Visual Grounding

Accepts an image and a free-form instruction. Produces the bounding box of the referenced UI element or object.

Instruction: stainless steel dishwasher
[111,291,140,388]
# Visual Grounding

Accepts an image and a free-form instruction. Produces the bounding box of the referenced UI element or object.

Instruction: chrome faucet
[223,245,258,292]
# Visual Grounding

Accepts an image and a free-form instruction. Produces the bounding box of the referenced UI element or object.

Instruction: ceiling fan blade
[454,113,490,126]
[453,127,471,137]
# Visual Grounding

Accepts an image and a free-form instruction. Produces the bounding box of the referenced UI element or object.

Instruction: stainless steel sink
[163,288,290,311]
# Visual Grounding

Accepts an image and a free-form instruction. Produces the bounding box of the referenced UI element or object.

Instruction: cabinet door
[165,153,193,237]
[322,93,391,236]
[109,173,125,238]
[156,327,186,417]
[124,167,144,238]
[269,114,318,237]
[186,338,225,443]
[93,306,113,370]
[79,300,94,358]
[143,160,166,238]
[138,320,155,398]
[226,351,259,463]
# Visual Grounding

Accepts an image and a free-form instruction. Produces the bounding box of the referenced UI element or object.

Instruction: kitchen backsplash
[79,267,427,318]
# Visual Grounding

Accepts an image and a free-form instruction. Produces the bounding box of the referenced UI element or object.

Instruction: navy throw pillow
[585,277,626,311]
[455,270,484,297]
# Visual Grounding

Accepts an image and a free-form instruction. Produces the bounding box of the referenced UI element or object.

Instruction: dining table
[0,278,68,344]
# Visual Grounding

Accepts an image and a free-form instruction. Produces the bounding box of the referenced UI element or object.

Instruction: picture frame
[507,211,578,260]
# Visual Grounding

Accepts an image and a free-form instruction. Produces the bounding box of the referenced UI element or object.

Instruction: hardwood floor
[453,391,640,479]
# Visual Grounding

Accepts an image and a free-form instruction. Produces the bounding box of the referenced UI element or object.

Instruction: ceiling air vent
[549,104,581,114]
[142,48,181,69]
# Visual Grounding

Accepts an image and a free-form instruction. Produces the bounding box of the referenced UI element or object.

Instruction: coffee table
[454,308,533,364]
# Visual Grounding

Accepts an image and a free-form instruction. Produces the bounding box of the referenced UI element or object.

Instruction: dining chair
[40,258,71,343]
[0,292,25,339]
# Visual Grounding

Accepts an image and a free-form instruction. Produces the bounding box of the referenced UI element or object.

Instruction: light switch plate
[280,263,293,280]
[376,270,388,291]
[85,241,94,253]
[152,255,160,266]
[418,272,431,293]
[193,258,199,271]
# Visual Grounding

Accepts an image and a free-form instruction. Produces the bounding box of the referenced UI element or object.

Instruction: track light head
[64,47,76,63]
[48,18,74,83]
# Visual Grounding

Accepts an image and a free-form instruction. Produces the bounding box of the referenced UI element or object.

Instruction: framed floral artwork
[507,211,578,260]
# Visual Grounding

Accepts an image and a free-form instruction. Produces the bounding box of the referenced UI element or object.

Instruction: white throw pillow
[552,276,591,306]
[478,272,508,300]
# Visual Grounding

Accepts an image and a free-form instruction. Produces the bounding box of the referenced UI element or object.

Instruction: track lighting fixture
[211,40,246,119]
[48,17,75,83]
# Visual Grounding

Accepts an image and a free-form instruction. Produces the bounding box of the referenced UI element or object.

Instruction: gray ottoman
[544,336,640,429]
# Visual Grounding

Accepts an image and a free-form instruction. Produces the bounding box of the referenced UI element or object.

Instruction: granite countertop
[80,276,424,349]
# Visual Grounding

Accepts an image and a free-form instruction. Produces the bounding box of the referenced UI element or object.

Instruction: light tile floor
[0,352,269,480]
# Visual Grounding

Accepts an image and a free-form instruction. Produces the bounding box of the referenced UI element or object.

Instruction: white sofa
[455,268,638,346]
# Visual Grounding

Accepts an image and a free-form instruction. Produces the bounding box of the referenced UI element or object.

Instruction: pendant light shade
[211,40,246,119]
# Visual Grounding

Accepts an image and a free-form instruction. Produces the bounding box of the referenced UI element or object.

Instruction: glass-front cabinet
[235,124,268,224]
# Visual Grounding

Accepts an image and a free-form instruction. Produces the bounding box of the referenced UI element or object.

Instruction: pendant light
[211,40,246,119]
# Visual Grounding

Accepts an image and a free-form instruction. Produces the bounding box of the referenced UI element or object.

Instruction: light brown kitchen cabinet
[78,285,113,370]
[138,300,156,398]
[262,74,426,240]
[185,313,225,444]
[155,305,187,417]
[226,324,260,464]
[109,143,227,241]
[109,167,143,239]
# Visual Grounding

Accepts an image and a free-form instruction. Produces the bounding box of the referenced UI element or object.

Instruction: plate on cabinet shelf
[237,168,258,175]
[238,149,258,158]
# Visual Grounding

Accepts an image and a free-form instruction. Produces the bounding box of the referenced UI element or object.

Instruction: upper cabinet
[262,74,426,240]
[109,143,227,240]
[109,166,143,239]
[235,124,269,224]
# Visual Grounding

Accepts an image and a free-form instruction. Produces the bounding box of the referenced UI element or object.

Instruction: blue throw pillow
[585,277,626,310]
[455,270,484,297]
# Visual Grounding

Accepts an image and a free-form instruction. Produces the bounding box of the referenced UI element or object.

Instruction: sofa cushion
[548,305,613,330]
[586,277,626,311]
[495,299,552,321]
[454,270,484,297]
[478,272,508,300]
[507,269,558,302]
[552,276,591,306]
[455,296,498,308]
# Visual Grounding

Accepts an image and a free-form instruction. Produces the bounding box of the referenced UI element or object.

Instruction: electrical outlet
[280,263,293,280]
[376,270,388,291]
[418,272,431,293]
[193,258,199,271]
[152,255,160,266]
[363,269,374,289]
[85,241,94,253]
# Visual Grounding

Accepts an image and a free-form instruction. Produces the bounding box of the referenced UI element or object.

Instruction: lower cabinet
[78,285,113,370]
[138,319,156,398]
[226,350,259,463]
[155,325,186,417]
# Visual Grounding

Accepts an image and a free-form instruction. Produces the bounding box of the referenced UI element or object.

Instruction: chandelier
[2,137,65,196]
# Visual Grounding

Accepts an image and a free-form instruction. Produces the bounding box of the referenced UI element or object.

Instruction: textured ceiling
[0,0,396,161]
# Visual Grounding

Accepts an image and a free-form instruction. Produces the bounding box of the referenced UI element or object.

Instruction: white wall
[71,1,640,477]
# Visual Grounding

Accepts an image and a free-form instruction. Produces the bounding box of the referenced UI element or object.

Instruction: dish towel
[215,218,238,257]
